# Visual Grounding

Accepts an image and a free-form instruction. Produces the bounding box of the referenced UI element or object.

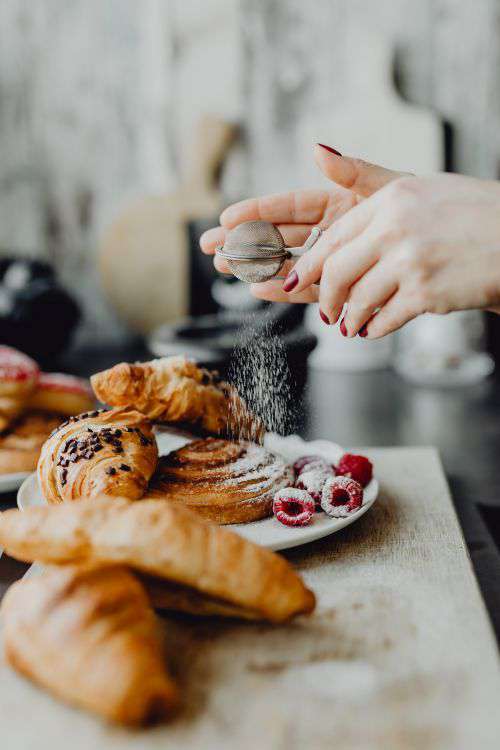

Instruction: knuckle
[381,177,420,223]
[349,290,374,316]
[387,175,419,200]
[298,253,321,281]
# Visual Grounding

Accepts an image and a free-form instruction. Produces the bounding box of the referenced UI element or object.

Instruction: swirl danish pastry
[37,407,158,504]
[146,437,294,524]
[91,355,264,442]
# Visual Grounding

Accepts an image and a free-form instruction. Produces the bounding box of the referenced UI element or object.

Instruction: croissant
[91,355,264,442]
[37,407,158,504]
[1,565,179,725]
[0,497,316,624]
[140,575,271,621]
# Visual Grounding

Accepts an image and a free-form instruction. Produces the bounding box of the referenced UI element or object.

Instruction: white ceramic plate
[0,470,31,494]
[17,432,378,552]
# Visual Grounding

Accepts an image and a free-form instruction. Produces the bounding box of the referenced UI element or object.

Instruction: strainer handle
[287,226,322,257]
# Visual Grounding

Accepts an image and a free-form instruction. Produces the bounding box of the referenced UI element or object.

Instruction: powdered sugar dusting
[227,310,297,438]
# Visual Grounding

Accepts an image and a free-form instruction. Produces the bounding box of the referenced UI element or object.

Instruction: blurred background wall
[0,0,499,344]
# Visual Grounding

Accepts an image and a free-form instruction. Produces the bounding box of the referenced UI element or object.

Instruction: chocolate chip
[94,445,103,452]
[120,464,130,472]
[89,411,99,417]
[105,467,117,476]
[113,446,123,454]
[114,429,122,437]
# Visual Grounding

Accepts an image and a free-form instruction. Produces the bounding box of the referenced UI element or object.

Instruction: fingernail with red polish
[359,324,368,338]
[282,270,298,292]
[340,318,348,337]
[319,309,330,325]
[317,143,342,157]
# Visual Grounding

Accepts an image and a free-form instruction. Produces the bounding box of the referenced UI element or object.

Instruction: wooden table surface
[1,348,500,748]
[2,350,500,631]
[0,447,498,749]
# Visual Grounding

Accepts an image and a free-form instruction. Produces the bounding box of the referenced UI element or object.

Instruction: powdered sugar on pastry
[146,437,293,524]
[91,356,264,442]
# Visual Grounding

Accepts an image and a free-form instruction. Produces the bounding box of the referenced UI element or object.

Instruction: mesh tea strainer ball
[216,220,322,283]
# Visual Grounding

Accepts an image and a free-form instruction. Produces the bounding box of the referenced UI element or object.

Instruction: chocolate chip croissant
[37,408,158,504]
[0,496,316,624]
[91,355,264,442]
[1,565,178,725]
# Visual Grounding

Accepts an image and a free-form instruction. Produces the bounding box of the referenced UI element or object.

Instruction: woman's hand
[285,170,500,338]
[201,145,500,338]
[200,144,405,307]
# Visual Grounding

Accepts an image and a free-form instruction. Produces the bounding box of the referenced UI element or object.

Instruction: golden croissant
[0,497,315,623]
[37,407,158,504]
[91,355,264,442]
[1,565,179,725]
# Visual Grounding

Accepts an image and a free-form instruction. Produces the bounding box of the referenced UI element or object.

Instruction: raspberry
[293,455,329,476]
[273,488,315,527]
[321,476,363,518]
[335,453,373,487]
[296,467,332,508]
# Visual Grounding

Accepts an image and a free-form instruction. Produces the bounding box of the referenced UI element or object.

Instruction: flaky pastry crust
[146,437,294,524]
[1,564,178,725]
[0,497,315,624]
[91,355,264,442]
[37,408,158,504]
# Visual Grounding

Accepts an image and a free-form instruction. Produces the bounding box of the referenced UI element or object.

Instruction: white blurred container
[305,305,393,371]
[394,311,494,386]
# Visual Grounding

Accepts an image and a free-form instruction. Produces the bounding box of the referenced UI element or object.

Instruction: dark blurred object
[148,304,315,372]
[188,217,220,317]
[485,312,500,376]
[0,257,80,363]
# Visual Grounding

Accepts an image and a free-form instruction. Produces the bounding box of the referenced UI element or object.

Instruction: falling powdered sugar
[227,309,296,439]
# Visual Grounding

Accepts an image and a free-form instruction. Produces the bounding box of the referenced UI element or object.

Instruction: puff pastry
[0,497,315,623]
[91,355,264,442]
[0,411,63,475]
[1,564,178,725]
[146,437,294,524]
[37,407,158,504]
[28,372,95,416]
[0,346,39,431]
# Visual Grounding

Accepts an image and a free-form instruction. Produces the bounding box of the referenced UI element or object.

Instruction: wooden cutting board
[99,115,237,334]
[297,29,443,185]
[0,447,499,749]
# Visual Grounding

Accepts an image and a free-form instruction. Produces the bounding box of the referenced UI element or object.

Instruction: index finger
[220,189,332,228]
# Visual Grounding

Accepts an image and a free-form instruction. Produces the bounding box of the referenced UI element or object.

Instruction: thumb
[314,143,407,198]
